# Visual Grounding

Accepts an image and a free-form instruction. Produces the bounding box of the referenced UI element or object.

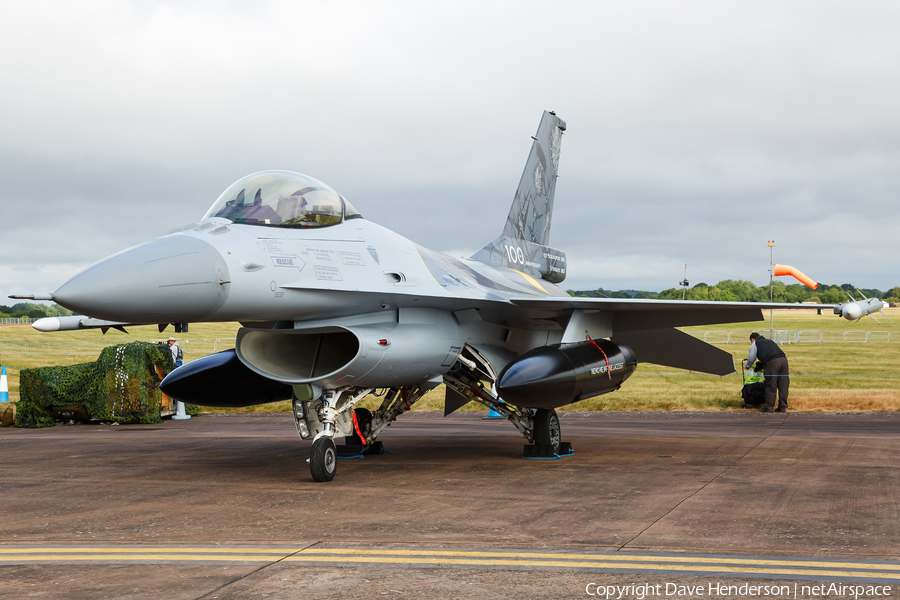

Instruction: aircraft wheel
[534,408,561,453]
[310,437,337,482]
[348,408,372,446]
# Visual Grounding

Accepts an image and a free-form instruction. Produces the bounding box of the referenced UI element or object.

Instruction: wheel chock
[523,441,573,459]
[482,407,504,420]
[337,441,384,457]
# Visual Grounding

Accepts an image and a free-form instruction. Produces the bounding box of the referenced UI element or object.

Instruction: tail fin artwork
[472,111,569,284]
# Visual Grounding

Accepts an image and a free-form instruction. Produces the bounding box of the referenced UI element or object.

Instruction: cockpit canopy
[203,171,362,228]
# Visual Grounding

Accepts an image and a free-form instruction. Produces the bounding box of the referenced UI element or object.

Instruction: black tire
[310,437,337,482]
[534,408,561,452]
[348,408,372,447]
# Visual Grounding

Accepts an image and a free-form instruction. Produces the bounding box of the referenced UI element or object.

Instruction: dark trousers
[764,356,789,410]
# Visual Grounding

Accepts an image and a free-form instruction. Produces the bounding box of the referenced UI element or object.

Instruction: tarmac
[1,410,898,599]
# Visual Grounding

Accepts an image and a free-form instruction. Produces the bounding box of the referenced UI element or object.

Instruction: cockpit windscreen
[203,171,362,228]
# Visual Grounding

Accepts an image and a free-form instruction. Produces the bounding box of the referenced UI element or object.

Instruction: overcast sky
[2,1,898,303]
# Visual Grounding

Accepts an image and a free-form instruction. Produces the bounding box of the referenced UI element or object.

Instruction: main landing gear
[442,347,572,458]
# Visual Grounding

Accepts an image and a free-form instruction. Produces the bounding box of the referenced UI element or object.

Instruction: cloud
[1,0,899,301]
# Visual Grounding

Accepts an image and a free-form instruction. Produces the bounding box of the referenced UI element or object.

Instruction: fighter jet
[13,111,840,481]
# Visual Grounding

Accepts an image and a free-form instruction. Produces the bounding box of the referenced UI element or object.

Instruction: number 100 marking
[505,245,525,265]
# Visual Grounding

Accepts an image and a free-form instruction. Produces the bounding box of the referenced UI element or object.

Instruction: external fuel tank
[496,339,636,408]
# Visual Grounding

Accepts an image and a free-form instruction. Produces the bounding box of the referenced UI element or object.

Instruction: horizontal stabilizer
[612,327,736,375]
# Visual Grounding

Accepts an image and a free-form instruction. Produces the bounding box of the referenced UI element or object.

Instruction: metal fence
[689,330,897,344]
[0,317,39,325]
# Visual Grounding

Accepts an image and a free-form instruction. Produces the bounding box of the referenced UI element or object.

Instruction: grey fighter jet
[14,112,838,481]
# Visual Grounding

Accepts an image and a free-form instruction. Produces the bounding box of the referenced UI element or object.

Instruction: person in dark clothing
[746,332,789,413]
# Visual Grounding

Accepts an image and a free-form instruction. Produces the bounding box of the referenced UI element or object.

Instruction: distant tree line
[570,281,900,305]
[0,303,74,320]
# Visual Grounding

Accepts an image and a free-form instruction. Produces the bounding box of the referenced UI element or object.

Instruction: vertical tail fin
[503,110,566,245]
[472,111,568,284]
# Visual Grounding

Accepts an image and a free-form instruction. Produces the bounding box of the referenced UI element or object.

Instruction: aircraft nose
[54,235,230,323]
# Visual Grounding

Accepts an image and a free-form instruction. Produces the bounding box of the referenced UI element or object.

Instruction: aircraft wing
[509,297,831,330]
[509,297,834,375]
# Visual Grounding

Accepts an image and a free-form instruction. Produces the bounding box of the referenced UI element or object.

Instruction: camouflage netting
[16,341,198,427]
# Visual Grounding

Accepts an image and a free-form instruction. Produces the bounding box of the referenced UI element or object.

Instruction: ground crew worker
[746,332,789,413]
[167,337,184,367]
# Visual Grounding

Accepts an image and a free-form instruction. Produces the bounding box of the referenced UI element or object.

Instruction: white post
[0,365,8,403]
[172,401,191,420]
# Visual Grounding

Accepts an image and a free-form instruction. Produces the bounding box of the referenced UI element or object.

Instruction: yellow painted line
[0,547,302,555]
[300,547,900,571]
[0,554,289,562]
[1,546,898,581]
[411,244,462,299]
[511,269,549,294]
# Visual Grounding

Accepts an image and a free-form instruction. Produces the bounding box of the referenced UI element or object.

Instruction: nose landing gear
[295,383,437,482]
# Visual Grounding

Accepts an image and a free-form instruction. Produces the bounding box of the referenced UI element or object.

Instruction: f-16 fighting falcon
[14,111,879,481]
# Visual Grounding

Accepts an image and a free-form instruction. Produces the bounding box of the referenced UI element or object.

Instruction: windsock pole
[1,365,9,403]
[768,241,775,338]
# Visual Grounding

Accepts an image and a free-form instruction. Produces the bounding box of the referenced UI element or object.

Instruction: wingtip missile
[31,316,137,333]
[835,297,892,323]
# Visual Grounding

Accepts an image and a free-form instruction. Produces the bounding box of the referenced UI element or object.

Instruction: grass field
[2,308,898,414]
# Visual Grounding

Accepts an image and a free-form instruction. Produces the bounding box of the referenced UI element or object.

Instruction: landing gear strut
[294,387,372,482]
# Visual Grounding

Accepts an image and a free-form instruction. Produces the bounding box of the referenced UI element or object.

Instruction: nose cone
[54,235,230,323]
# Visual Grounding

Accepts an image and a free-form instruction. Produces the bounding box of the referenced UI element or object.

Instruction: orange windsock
[773,264,818,289]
